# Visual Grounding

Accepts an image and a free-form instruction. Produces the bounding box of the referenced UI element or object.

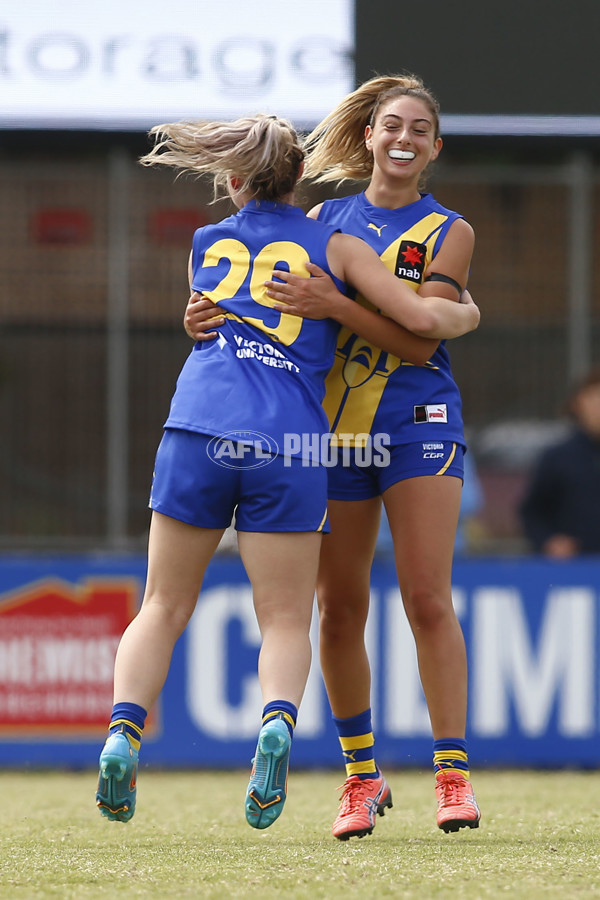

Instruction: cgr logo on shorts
[207,430,279,470]
[422,441,445,459]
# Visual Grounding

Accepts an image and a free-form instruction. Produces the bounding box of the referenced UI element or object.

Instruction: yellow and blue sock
[333,708,377,779]
[262,700,297,739]
[108,701,147,752]
[433,738,470,780]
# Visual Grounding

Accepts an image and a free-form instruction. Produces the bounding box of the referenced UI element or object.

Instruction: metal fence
[0,149,598,552]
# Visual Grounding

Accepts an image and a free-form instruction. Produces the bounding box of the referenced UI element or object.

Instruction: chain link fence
[0,149,598,552]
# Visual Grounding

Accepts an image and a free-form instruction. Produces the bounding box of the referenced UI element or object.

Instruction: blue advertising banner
[0,554,599,769]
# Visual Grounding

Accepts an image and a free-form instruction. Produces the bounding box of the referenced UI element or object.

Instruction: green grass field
[1,769,600,899]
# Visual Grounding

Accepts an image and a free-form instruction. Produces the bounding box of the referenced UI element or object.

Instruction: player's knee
[141,591,197,636]
[402,586,453,633]
[319,597,368,643]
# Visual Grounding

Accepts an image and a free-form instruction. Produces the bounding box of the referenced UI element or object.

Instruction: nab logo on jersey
[395,240,426,283]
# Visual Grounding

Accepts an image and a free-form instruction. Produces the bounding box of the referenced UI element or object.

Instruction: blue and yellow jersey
[165,200,343,456]
[317,191,465,447]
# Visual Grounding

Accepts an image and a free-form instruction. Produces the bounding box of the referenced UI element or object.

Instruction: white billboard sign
[0,1,354,130]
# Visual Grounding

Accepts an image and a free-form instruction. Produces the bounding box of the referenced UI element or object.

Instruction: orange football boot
[435,772,481,832]
[332,772,393,840]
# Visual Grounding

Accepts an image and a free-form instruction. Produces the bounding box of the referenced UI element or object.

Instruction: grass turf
[1,769,600,899]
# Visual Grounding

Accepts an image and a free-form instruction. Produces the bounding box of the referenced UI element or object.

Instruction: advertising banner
[0,554,599,769]
[0,1,354,130]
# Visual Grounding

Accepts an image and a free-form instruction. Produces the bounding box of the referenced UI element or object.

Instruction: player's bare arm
[419,218,475,301]
[265,262,437,364]
[268,234,480,339]
[185,249,226,341]
[183,293,225,341]
[333,302,438,365]
[334,234,480,338]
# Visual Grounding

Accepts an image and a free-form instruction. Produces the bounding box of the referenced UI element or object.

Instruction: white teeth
[388,149,415,160]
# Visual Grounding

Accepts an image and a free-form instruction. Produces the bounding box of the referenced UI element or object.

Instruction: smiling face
[364,95,442,187]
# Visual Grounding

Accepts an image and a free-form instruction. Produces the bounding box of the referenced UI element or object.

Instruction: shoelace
[437,776,470,805]
[337,777,376,814]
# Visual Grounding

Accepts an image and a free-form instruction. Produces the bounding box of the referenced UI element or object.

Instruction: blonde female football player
[96,111,480,831]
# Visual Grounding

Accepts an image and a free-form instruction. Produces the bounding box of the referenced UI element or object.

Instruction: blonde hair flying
[303,74,440,184]
[140,114,304,202]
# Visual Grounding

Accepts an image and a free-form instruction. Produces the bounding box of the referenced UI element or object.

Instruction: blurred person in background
[519,369,600,558]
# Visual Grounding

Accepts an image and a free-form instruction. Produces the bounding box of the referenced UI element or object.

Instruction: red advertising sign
[0,578,142,736]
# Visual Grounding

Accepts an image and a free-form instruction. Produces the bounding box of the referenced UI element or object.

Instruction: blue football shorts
[327,440,465,501]
[149,428,329,533]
